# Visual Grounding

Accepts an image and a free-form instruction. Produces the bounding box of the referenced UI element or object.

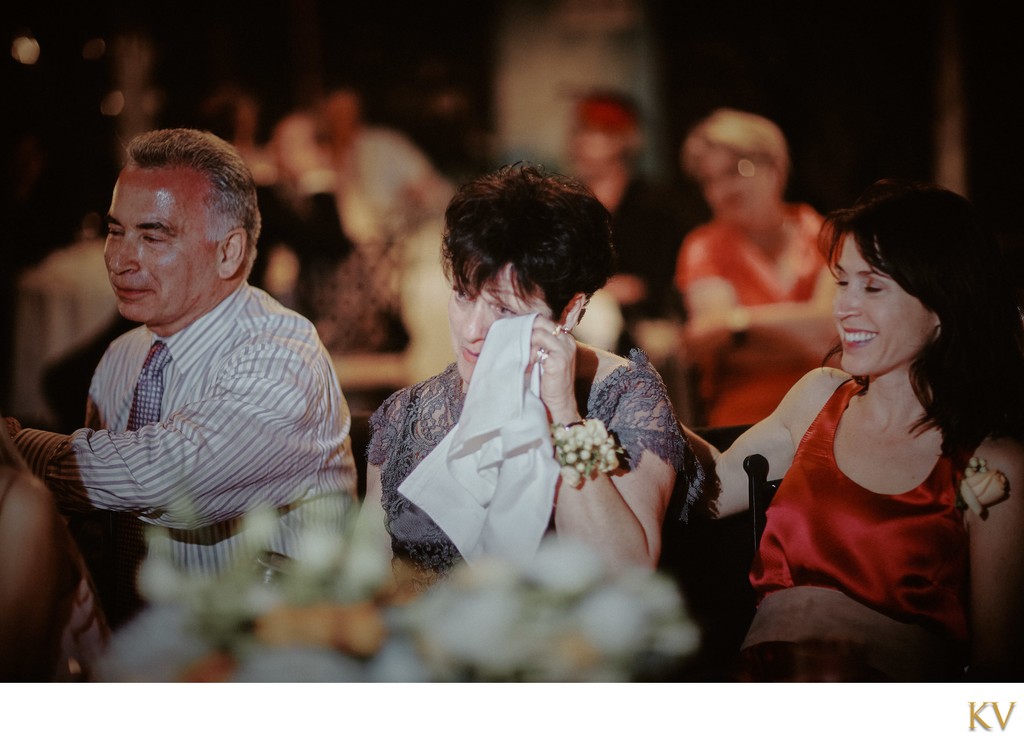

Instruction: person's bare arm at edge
[965,436,1024,678]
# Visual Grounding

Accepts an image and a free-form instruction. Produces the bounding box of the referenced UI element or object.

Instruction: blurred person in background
[675,108,835,427]
[322,85,453,247]
[567,90,702,354]
[255,109,353,321]
[1,129,97,417]
[320,85,455,368]
[195,85,275,185]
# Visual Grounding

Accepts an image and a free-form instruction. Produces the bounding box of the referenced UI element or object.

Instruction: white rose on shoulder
[958,457,1010,516]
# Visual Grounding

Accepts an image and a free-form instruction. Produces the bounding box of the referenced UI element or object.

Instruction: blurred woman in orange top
[674,108,836,426]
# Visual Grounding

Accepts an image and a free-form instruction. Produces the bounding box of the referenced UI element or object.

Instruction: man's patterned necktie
[112,340,171,627]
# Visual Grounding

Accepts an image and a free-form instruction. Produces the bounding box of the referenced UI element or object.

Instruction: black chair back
[741,453,782,554]
[659,423,753,679]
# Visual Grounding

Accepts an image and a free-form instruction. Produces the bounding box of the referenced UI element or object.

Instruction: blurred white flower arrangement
[395,537,701,681]
[95,504,699,682]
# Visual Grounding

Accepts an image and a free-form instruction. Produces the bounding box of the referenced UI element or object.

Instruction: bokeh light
[11,34,41,65]
[100,90,125,117]
[82,38,107,61]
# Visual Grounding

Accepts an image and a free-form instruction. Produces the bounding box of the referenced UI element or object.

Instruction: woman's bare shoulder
[976,434,1024,465]
[789,366,851,397]
[775,367,851,433]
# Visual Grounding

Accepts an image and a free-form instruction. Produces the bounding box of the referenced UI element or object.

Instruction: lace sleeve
[587,349,705,521]
[367,365,464,472]
[367,389,407,468]
[588,350,684,470]
[364,365,466,576]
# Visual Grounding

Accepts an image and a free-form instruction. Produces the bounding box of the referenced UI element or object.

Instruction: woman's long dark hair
[823,179,1024,455]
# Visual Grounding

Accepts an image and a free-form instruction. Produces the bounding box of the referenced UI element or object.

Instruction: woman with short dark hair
[362,164,703,590]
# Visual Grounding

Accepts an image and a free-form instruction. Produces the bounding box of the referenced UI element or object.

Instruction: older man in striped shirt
[11,128,357,627]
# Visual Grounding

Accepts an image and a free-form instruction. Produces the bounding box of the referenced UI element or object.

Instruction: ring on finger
[537,347,549,363]
[552,325,565,336]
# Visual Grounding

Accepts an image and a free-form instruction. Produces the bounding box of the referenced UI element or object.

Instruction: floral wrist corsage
[956,456,1010,516]
[550,418,624,489]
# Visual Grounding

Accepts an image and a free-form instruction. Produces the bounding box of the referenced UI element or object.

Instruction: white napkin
[398,313,560,565]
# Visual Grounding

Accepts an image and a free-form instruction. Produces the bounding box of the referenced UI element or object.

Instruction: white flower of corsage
[551,418,624,489]
[957,456,1010,516]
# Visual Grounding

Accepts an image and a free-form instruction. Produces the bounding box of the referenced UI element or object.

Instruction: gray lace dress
[367,349,702,583]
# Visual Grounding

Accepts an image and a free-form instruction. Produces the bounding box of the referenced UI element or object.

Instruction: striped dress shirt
[16,283,357,576]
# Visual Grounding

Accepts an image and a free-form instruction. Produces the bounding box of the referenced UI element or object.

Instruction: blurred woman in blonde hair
[674,108,836,426]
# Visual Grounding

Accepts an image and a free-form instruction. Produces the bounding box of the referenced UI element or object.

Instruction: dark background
[3,0,1022,416]
[3,0,1021,242]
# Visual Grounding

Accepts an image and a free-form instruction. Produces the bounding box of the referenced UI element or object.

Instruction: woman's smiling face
[448,264,552,387]
[832,235,940,383]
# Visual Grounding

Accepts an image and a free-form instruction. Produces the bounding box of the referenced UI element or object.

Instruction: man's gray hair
[125,128,262,275]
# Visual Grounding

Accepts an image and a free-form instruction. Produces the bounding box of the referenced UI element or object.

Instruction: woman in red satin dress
[689,179,1024,681]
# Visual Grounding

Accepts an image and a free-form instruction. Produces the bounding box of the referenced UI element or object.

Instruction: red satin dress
[750,379,970,647]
